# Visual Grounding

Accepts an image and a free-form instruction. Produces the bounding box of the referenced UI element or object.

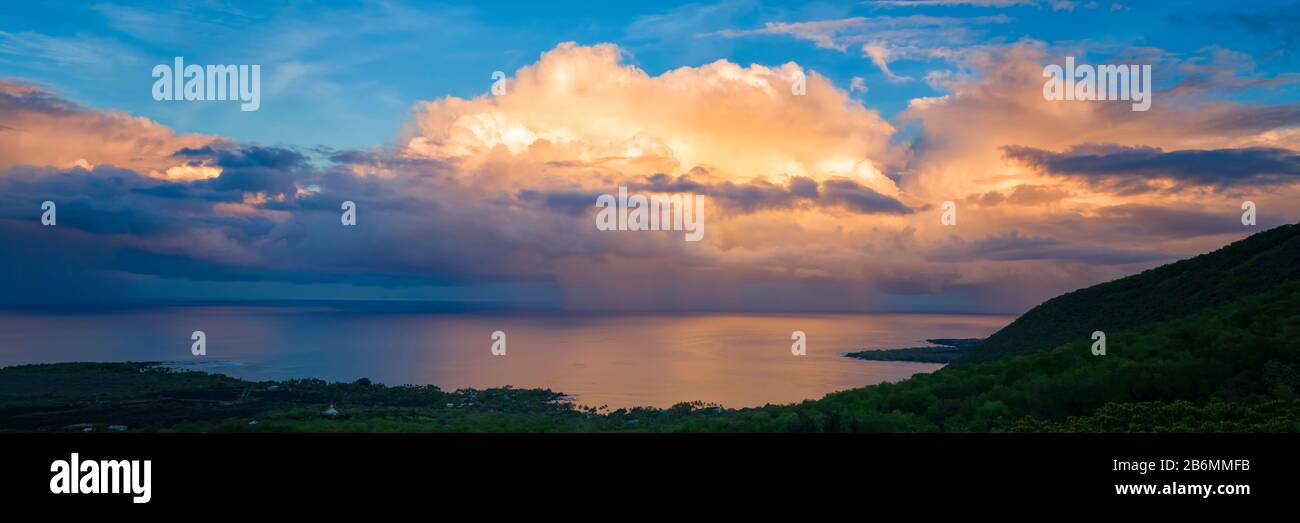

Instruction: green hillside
[671,277,1300,432]
[963,224,1300,364]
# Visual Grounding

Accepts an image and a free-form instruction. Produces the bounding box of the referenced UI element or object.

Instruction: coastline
[0,361,720,433]
[843,338,982,364]
[1,336,970,432]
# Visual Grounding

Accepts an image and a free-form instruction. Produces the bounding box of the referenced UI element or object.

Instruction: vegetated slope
[963,224,1300,364]
[673,278,1300,432]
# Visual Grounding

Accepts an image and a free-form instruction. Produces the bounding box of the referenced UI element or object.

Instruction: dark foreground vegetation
[3,225,1299,432]
[845,338,981,363]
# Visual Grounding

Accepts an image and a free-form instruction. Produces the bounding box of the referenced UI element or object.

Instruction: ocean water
[0,306,1013,408]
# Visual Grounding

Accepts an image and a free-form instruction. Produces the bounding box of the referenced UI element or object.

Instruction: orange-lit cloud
[0,80,220,177]
[405,42,900,194]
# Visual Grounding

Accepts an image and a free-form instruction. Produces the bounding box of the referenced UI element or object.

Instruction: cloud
[179,144,312,195]
[965,183,1072,207]
[704,17,869,51]
[1167,47,1300,98]
[0,44,926,310]
[404,42,900,193]
[0,30,145,68]
[1092,204,1267,237]
[933,231,1171,264]
[850,76,868,94]
[0,80,219,175]
[821,179,914,214]
[626,0,758,42]
[613,172,913,214]
[896,41,1300,199]
[2,40,1298,314]
[868,0,1036,6]
[863,43,912,82]
[866,0,1100,8]
[1003,144,1300,192]
[701,15,1009,81]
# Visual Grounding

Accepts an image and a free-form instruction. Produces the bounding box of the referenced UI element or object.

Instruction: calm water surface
[0,307,1012,408]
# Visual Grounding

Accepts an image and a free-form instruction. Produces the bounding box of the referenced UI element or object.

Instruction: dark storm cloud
[1003,144,1300,192]
[0,153,516,303]
[195,145,309,170]
[518,189,606,216]
[0,139,926,306]
[636,172,709,193]
[617,173,913,214]
[175,145,311,196]
[0,165,190,235]
[173,145,219,157]
[322,148,453,171]
[821,179,913,214]
[130,182,242,202]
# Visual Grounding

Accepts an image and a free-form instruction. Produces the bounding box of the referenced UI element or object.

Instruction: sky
[1,0,1298,313]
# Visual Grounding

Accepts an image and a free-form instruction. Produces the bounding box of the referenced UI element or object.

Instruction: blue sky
[3,0,1296,150]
